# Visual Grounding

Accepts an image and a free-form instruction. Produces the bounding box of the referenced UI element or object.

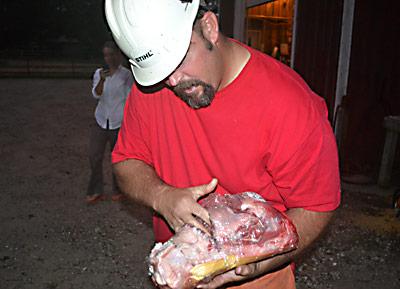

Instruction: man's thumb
[194,178,218,198]
[206,178,218,192]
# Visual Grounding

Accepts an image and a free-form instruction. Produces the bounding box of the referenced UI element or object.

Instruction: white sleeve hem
[91,69,102,99]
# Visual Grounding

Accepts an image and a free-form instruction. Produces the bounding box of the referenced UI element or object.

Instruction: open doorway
[245,0,295,66]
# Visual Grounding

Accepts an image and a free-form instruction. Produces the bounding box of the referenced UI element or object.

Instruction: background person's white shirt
[91,65,134,129]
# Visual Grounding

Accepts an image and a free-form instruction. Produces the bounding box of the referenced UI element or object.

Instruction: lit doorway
[245,0,295,66]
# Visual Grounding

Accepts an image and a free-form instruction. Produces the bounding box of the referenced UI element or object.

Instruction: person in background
[271,41,281,60]
[86,41,134,204]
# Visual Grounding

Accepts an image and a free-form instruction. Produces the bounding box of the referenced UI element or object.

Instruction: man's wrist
[261,251,294,273]
[151,183,172,213]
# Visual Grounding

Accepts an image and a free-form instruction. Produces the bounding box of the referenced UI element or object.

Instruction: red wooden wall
[293,0,344,121]
[341,0,400,176]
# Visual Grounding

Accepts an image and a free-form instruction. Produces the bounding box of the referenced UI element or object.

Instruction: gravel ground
[0,79,399,289]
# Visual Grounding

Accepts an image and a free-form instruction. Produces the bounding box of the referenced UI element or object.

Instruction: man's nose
[166,70,184,87]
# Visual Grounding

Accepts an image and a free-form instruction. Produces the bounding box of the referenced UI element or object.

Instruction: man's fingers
[192,178,218,199]
[179,214,210,235]
[197,270,239,288]
[165,214,185,233]
[192,204,211,226]
[190,218,211,235]
[189,179,217,228]
[162,180,218,234]
[206,178,218,192]
[170,208,209,234]
[235,264,256,276]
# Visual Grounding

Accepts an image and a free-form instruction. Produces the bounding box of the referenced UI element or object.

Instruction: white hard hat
[105,0,200,86]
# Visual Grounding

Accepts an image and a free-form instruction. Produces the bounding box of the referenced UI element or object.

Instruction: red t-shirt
[112,44,341,242]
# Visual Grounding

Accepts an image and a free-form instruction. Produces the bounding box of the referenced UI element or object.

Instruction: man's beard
[172,79,216,109]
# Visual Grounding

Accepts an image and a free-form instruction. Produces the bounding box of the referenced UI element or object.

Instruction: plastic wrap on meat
[148,192,299,289]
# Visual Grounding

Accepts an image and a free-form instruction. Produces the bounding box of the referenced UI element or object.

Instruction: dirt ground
[0,79,399,289]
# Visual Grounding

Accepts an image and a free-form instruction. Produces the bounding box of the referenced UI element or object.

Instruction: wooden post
[378,116,400,187]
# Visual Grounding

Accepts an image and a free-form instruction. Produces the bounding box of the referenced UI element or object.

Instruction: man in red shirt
[106,0,340,288]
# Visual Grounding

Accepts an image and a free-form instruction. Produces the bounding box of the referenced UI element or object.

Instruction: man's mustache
[173,79,207,95]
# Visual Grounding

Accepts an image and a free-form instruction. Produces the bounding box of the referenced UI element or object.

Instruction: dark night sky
[1,0,111,59]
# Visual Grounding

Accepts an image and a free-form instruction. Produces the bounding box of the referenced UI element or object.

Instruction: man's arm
[198,208,334,289]
[113,158,218,232]
[94,78,105,96]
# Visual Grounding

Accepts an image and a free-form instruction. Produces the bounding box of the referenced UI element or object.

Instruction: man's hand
[113,159,218,233]
[100,68,110,80]
[153,178,218,233]
[196,262,262,289]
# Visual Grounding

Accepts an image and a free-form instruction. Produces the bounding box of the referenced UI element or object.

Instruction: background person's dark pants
[87,123,120,196]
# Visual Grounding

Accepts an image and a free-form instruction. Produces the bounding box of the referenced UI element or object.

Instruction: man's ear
[200,11,219,45]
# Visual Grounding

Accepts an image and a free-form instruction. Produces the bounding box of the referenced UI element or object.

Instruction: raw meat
[149,192,299,289]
